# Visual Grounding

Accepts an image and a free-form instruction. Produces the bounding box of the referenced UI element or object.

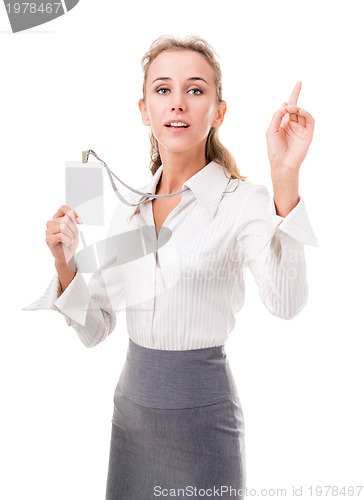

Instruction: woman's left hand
[266,81,315,177]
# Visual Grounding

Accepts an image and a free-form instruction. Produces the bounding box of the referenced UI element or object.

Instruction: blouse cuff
[21,273,62,312]
[54,271,89,326]
[21,270,89,327]
[270,195,319,247]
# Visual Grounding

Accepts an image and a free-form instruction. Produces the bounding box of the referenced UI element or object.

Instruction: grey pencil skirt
[105,338,246,499]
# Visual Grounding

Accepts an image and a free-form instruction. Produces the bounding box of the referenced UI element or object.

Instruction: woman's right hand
[46,205,82,268]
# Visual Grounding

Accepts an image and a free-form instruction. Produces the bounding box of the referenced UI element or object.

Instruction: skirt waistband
[114,338,239,409]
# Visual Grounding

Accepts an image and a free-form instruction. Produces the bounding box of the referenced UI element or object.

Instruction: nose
[171,90,186,112]
[171,104,185,111]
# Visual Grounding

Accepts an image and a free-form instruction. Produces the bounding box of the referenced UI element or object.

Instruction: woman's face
[139,49,226,157]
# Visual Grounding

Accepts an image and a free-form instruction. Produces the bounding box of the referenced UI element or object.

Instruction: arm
[55,260,76,293]
[236,185,318,319]
[21,202,126,348]
[248,81,318,317]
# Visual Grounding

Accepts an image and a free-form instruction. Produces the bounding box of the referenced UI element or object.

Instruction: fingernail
[76,217,82,224]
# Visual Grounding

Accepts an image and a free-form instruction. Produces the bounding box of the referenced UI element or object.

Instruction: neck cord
[82,149,190,207]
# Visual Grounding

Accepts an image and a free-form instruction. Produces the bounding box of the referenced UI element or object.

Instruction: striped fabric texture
[22,161,318,350]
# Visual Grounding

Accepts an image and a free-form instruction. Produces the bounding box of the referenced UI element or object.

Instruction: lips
[165,124,190,133]
[164,120,190,127]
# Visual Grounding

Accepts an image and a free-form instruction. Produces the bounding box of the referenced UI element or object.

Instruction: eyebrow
[151,76,209,85]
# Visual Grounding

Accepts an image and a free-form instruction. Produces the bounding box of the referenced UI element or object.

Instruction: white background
[1,0,363,498]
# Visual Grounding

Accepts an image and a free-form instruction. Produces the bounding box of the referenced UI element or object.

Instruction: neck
[156,148,208,195]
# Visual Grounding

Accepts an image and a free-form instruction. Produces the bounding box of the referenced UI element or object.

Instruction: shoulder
[223,178,270,207]
[220,178,273,230]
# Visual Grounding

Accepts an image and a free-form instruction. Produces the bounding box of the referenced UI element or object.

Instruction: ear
[211,100,227,128]
[138,99,151,126]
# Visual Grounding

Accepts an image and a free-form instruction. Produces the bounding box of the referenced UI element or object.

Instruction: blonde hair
[140,34,247,184]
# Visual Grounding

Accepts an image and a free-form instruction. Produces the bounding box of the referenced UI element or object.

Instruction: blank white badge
[65,161,104,226]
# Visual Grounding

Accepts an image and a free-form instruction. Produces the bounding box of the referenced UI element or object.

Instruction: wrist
[55,258,77,274]
[270,166,299,185]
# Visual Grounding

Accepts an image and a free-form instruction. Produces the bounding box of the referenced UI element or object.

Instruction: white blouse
[22,160,318,350]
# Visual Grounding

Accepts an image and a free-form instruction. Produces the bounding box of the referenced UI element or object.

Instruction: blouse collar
[128,160,233,222]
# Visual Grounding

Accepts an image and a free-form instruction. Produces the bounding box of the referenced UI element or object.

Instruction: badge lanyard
[82,149,190,207]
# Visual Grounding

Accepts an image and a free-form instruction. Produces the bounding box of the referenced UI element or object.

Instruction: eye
[188,88,203,95]
[156,88,203,95]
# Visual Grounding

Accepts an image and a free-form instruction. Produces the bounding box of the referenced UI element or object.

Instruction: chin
[157,139,194,153]
[161,144,197,155]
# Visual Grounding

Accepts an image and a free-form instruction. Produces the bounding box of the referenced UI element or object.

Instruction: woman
[23,35,318,499]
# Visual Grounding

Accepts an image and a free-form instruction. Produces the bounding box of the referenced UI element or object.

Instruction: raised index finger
[288,81,302,106]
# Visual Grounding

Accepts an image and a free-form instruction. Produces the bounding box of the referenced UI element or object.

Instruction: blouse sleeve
[235,184,318,319]
[21,204,126,348]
